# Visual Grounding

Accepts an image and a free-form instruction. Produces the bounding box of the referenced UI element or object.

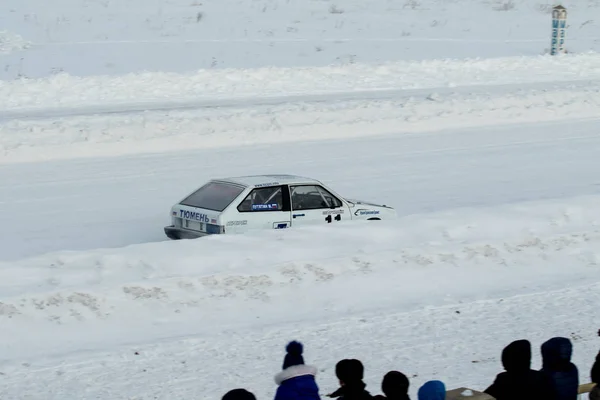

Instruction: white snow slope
[1,0,600,80]
[0,194,599,399]
[2,0,600,398]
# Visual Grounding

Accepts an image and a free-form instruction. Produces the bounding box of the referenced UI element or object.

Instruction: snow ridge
[2,53,600,111]
[1,195,599,325]
[2,81,599,163]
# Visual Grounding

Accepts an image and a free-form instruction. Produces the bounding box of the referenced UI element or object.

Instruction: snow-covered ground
[2,0,600,398]
[1,0,600,79]
[0,194,599,398]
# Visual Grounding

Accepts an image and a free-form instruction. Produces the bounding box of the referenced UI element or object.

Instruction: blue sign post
[550,5,567,55]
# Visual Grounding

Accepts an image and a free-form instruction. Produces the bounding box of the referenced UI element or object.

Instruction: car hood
[345,198,392,209]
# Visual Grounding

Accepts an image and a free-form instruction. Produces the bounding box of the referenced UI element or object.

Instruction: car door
[289,184,348,228]
[232,185,292,232]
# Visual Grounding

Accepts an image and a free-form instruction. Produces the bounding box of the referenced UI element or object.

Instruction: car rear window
[180,181,245,212]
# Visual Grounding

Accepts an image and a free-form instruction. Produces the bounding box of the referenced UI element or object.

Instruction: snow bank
[2,53,600,111]
[2,81,599,163]
[1,195,599,353]
[0,31,30,55]
[0,195,599,397]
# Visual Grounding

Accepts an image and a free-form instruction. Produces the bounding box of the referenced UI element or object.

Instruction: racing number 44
[325,214,342,223]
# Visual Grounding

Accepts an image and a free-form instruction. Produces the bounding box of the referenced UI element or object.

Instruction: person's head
[381,371,410,398]
[417,380,445,400]
[222,388,256,400]
[501,339,532,373]
[541,337,573,370]
[335,359,364,386]
[282,340,305,370]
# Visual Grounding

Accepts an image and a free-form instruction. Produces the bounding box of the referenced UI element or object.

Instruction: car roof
[214,174,321,187]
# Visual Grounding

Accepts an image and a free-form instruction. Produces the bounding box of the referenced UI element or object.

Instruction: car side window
[290,185,342,210]
[237,186,284,212]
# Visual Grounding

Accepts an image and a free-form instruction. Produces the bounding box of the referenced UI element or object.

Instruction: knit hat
[417,380,446,400]
[222,388,257,400]
[382,371,410,398]
[335,359,364,383]
[282,341,305,370]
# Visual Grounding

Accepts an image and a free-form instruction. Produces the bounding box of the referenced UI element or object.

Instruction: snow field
[2,0,600,79]
[0,283,598,399]
[2,80,600,163]
[2,0,600,396]
[0,195,599,398]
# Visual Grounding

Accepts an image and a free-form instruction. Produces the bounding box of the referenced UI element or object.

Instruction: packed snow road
[1,117,600,261]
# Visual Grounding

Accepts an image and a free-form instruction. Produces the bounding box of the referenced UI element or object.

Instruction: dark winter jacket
[274,365,321,400]
[417,381,445,400]
[484,339,555,400]
[591,352,600,400]
[592,351,600,384]
[540,337,579,400]
[328,381,373,400]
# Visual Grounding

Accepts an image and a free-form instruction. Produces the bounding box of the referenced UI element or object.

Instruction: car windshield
[180,181,245,212]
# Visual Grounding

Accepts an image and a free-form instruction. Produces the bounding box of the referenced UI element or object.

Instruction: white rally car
[164,174,396,239]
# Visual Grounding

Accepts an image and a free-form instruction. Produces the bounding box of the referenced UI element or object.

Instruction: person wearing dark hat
[377,371,410,400]
[540,337,579,400]
[223,388,257,400]
[591,349,600,400]
[274,341,321,400]
[328,359,373,399]
[484,339,555,400]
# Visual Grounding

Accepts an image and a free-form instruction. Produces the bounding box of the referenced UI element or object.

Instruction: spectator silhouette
[484,339,554,400]
[417,380,445,400]
[223,389,257,400]
[328,359,373,399]
[372,371,410,399]
[591,349,600,400]
[540,337,579,400]
[274,341,320,400]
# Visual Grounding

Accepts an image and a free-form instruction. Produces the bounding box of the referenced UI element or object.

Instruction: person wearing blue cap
[417,380,445,400]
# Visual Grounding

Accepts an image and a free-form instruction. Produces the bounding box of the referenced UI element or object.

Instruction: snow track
[2,118,600,261]
[2,80,600,163]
